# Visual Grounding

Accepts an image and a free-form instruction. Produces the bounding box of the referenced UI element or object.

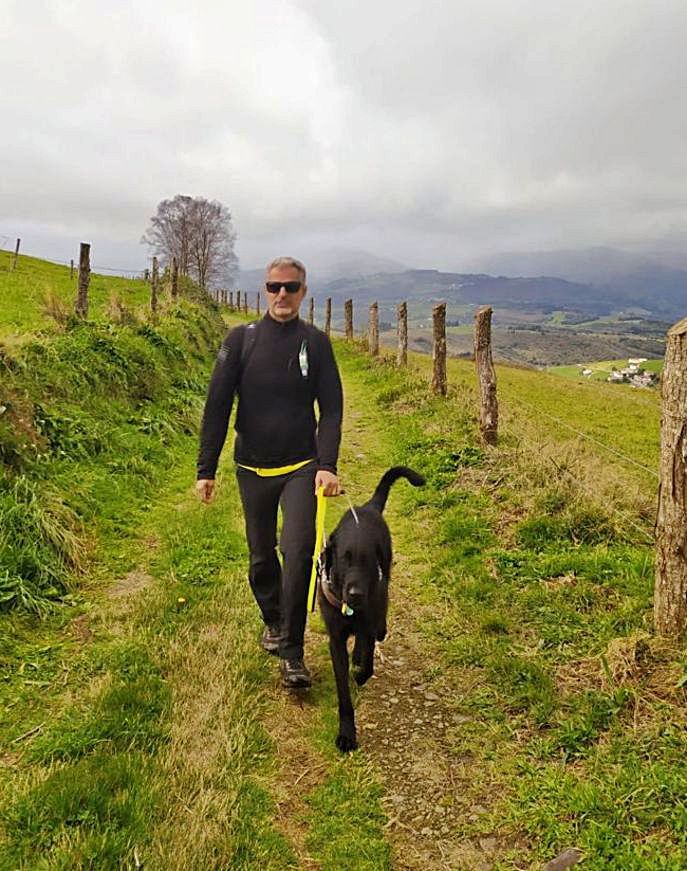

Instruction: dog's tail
[364,466,426,514]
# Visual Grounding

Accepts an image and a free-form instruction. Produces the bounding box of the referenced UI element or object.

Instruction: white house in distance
[608,359,657,389]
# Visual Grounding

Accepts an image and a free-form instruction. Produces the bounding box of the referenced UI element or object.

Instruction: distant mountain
[237,246,685,322]
[475,247,687,320]
[315,269,652,319]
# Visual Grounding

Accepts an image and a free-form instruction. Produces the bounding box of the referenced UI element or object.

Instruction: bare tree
[142,195,238,291]
[141,195,194,275]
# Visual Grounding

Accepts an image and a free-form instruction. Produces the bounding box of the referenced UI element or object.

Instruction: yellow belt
[236,458,313,477]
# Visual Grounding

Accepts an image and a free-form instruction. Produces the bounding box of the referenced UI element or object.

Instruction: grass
[1,259,678,867]
[0,253,154,341]
[0,475,296,869]
[0,258,296,867]
[328,340,685,868]
[0,276,223,614]
[0,263,388,869]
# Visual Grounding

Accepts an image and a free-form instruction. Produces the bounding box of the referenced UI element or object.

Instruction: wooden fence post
[144,268,150,282]
[655,316,687,637]
[309,297,314,326]
[369,302,379,356]
[345,299,353,340]
[75,242,90,317]
[474,305,498,444]
[151,256,159,314]
[9,238,20,272]
[256,291,260,316]
[325,298,332,337]
[70,259,74,280]
[431,302,447,395]
[243,291,248,315]
[229,291,234,310]
[171,256,179,300]
[397,301,408,366]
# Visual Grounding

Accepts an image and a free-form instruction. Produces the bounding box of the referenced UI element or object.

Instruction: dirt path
[356,549,499,871]
[261,373,505,869]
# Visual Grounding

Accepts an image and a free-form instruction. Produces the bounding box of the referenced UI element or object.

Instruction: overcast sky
[1,0,686,273]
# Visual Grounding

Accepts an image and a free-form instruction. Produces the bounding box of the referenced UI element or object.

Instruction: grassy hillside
[334,347,682,869]
[2,262,681,868]
[0,252,152,342]
[0,265,226,615]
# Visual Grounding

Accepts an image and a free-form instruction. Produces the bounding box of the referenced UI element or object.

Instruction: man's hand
[315,469,341,497]
[196,478,215,503]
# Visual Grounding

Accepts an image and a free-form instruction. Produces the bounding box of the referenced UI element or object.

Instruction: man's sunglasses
[265,281,302,294]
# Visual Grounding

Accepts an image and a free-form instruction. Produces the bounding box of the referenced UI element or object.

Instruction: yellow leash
[308,486,327,612]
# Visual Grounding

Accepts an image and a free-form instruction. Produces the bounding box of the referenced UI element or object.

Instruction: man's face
[265,265,306,322]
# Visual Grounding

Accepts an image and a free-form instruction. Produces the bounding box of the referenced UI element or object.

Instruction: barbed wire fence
[3,246,679,629]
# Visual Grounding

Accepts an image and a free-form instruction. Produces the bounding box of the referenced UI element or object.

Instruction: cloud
[1,0,686,271]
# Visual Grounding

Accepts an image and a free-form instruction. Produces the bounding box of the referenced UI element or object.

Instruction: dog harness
[320,572,353,616]
[309,489,364,618]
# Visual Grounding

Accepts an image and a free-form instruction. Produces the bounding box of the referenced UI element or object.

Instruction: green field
[0,251,152,343]
[548,357,664,382]
[2,256,683,869]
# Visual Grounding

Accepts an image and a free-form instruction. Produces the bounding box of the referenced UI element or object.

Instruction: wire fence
[0,239,148,277]
[3,245,664,530]
[506,393,659,480]
[307,296,664,548]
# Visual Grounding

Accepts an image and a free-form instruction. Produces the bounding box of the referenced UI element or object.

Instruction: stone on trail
[543,848,583,870]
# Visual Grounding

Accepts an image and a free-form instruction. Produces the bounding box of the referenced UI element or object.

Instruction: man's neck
[266,311,300,324]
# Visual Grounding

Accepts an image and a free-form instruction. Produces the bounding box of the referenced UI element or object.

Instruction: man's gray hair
[265,256,306,283]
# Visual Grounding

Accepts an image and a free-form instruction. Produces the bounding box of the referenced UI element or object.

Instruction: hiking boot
[279,657,312,689]
[260,623,281,656]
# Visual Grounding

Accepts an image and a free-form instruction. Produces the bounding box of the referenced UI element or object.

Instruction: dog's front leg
[330,631,357,752]
[354,633,376,686]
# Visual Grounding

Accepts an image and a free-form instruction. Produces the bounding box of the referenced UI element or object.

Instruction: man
[196,256,343,688]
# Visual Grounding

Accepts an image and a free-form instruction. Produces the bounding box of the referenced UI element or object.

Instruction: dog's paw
[376,626,387,642]
[354,668,372,686]
[335,731,358,753]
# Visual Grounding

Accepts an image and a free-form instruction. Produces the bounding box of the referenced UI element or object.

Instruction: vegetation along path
[2,260,685,869]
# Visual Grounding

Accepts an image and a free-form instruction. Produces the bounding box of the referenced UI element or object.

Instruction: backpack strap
[238,321,260,381]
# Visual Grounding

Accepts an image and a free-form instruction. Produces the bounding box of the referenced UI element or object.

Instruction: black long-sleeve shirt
[197,313,343,479]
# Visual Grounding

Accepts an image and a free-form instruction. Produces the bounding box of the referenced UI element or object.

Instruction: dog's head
[324,523,384,611]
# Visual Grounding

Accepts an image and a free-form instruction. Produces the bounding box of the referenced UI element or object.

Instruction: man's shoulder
[299,321,330,346]
[223,323,248,343]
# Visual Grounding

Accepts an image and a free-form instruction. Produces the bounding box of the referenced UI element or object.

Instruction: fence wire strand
[506,393,660,480]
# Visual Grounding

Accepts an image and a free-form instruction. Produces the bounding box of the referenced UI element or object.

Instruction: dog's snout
[345,585,365,606]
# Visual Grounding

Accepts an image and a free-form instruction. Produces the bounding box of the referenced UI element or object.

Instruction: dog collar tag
[342,603,354,616]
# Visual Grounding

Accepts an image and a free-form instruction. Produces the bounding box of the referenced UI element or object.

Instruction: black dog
[319,466,425,752]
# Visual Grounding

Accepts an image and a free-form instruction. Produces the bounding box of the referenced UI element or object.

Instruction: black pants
[236,461,317,660]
